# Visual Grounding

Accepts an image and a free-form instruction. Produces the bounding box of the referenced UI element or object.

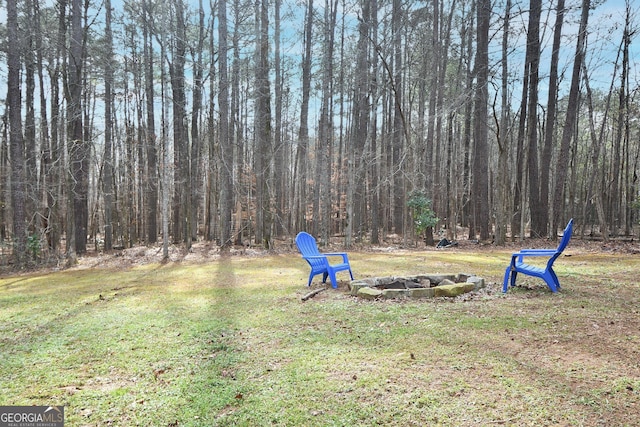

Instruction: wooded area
[1,0,638,266]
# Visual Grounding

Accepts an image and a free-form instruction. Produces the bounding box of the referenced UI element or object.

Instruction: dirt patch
[69,242,273,270]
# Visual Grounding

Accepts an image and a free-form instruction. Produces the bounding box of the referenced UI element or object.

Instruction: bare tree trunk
[512,16,530,241]
[369,0,380,244]
[218,0,233,248]
[583,64,609,242]
[541,0,565,236]
[313,0,337,243]
[170,0,189,247]
[254,0,272,248]
[67,0,88,255]
[472,0,491,240]
[124,121,135,247]
[189,0,206,244]
[425,0,439,198]
[621,2,634,235]
[391,0,404,234]
[336,4,346,239]
[346,0,372,246]
[294,0,313,233]
[611,7,631,235]
[462,0,475,238]
[273,0,286,237]
[45,0,67,254]
[0,115,7,243]
[24,0,37,235]
[205,82,216,242]
[495,0,511,246]
[552,0,590,234]
[136,97,144,245]
[204,9,217,243]
[231,0,243,245]
[7,0,27,266]
[143,0,158,245]
[33,0,54,255]
[160,34,170,260]
[103,0,115,251]
[526,0,545,238]
[438,1,456,240]
[219,0,233,248]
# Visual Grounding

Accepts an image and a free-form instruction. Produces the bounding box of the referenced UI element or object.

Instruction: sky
[0,0,638,114]
[487,0,640,110]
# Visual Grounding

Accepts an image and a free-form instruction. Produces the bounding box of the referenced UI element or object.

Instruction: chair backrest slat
[556,218,574,254]
[295,232,321,257]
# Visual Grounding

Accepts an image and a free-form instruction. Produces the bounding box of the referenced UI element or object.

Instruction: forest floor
[1,236,639,426]
[71,229,640,269]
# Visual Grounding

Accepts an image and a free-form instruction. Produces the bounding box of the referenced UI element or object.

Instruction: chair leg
[503,266,511,293]
[328,270,338,289]
[543,278,557,292]
[543,271,559,293]
[549,269,561,291]
[322,272,329,284]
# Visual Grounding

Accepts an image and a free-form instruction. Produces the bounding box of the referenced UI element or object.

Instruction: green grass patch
[1,248,639,426]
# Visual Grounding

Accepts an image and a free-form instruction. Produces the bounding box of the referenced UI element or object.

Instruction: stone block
[409,287,435,298]
[466,276,485,290]
[462,283,476,293]
[434,283,474,297]
[357,287,383,300]
[457,273,472,282]
[351,273,484,300]
[426,274,457,284]
[382,289,410,299]
[439,278,457,286]
[349,281,371,296]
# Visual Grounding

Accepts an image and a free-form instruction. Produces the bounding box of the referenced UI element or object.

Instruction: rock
[357,287,383,300]
[433,283,476,297]
[351,274,484,299]
[409,287,435,298]
[425,274,456,284]
[457,273,472,282]
[382,289,410,299]
[349,281,371,296]
[466,276,485,290]
[375,277,396,287]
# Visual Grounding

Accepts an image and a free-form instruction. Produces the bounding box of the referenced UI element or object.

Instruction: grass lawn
[1,245,639,426]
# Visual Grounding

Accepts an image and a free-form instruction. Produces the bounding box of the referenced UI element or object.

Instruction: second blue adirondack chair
[503,219,574,293]
[295,232,354,288]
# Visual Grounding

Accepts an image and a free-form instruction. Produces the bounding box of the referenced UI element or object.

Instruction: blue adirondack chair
[503,219,574,293]
[295,232,354,288]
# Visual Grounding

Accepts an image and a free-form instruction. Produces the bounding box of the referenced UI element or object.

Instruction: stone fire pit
[350,273,485,299]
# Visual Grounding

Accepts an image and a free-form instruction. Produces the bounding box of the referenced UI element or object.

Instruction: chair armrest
[515,249,557,256]
[511,250,558,264]
[323,252,350,262]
